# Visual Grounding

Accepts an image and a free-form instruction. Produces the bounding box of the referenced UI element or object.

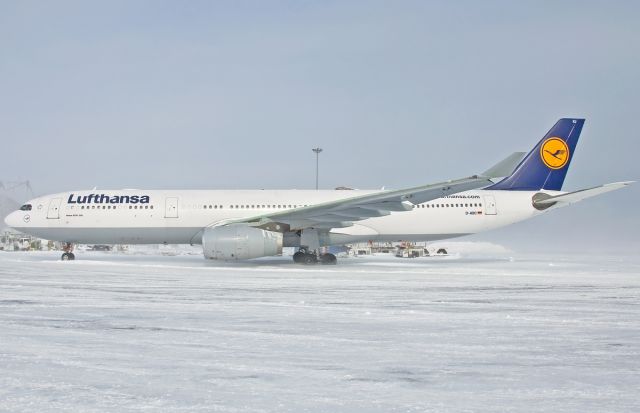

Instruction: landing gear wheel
[61,242,76,261]
[302,254,318,265]
[293,251,306,264]
[436,248,448,255]
[320,253,337,265]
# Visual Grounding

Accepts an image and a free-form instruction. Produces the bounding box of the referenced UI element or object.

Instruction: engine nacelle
[202,224,283,260]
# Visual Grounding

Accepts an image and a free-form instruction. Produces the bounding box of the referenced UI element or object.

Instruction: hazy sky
[1,1,638,251]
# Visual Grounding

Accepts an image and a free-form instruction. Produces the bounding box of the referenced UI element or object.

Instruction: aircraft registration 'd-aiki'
[5,118,633,264]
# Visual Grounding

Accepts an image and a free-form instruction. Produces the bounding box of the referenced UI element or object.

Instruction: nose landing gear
[61,242,75,261]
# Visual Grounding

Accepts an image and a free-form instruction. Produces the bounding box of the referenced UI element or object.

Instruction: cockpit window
[20,204,32,211]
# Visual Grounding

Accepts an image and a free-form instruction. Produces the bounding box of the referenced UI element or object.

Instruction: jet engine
[202,224,283,260]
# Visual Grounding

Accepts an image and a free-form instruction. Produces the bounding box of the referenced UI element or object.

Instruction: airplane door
[483,195,497,215]
[47,198,62,219]
[165,197,179,218]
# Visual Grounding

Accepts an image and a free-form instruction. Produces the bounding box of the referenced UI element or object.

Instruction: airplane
[4,118,632,264]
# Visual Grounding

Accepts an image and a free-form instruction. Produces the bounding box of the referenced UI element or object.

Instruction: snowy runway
[0,250,638,412]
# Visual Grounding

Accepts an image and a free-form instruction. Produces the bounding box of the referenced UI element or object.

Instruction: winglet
[481,152,527,179]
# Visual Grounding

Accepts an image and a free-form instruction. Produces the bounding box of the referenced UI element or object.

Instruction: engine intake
[202,224,283,260]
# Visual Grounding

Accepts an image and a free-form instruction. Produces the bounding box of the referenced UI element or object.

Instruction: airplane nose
[4,211,21,229]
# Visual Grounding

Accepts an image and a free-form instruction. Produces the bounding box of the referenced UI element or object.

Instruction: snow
[1,248,639,412]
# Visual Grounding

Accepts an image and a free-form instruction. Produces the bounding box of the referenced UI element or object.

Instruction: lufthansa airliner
[4,119,632,263]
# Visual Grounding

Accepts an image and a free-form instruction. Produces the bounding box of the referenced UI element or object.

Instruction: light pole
[312,147,323,190]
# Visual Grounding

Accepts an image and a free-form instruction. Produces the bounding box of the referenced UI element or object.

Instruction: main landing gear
[293,248,337,265]
[61,242,75,261]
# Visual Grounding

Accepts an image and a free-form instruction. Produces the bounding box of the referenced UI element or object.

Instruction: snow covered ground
[0,248,638,412]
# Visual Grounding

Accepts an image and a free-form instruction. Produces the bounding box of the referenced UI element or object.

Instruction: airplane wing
[210,152,526,232]
[244,175,493,231]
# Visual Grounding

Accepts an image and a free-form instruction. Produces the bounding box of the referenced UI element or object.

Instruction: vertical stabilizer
[487,118,584,191]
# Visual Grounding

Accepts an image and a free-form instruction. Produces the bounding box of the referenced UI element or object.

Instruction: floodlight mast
[312,147,323,190]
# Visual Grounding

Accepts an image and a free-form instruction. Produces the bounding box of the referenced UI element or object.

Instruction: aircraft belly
[21,227,204,244]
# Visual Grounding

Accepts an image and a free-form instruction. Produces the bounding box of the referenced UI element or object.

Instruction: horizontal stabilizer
[481,152,527,178]
[533,181,634,209]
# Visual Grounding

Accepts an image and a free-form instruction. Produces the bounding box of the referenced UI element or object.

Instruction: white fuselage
[5,188,552,246]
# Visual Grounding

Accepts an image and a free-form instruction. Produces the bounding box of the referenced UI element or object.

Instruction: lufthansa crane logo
[540,137,569,169]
